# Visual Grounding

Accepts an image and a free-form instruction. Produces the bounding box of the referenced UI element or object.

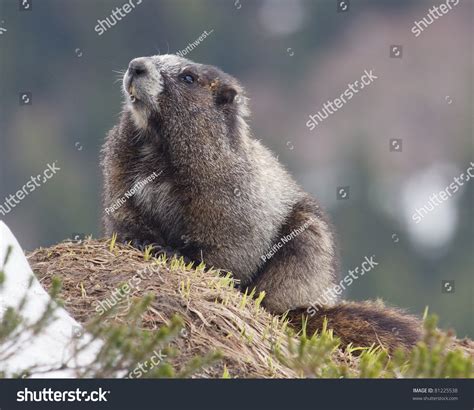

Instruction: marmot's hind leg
[250,198,422,351]
[251,198,338,314]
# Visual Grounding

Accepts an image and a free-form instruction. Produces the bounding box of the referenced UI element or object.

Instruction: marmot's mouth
[127,83,140,103]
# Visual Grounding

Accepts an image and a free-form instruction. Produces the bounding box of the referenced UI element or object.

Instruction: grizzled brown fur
[101,55,421,351]
[288,301,422,351]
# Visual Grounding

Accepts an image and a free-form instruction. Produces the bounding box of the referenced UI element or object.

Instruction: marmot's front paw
[128,238,157,252]
[129,239,192,264]
[153,245,189,261]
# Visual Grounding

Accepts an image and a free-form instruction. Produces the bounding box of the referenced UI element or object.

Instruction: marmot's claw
[128,239,192,264]
[153,245,193,264]
[129,239,157,251]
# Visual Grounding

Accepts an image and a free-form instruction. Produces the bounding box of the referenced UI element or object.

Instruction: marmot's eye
[181,74,195,84]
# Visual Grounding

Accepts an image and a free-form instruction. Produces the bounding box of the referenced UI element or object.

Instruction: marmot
[101,55,421,351]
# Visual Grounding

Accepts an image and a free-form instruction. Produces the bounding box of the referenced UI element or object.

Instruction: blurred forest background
[0,0,472,337]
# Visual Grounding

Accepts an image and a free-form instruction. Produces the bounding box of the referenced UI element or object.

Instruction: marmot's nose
[128,59,147,77]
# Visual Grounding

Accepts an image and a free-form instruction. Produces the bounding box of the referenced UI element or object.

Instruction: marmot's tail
[287,300,422,352]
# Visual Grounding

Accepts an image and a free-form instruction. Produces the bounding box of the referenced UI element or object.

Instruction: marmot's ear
[215,85,237,105]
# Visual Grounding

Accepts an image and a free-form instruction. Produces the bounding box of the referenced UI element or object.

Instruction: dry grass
[27,238,302,377]
[27,238,473,378]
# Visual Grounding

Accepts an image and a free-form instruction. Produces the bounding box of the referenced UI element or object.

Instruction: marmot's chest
[129,170,184,234]
[125,143,283,253]
[125,144,185,239]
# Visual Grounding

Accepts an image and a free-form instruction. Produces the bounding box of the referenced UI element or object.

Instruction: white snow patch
[0,221,101,377]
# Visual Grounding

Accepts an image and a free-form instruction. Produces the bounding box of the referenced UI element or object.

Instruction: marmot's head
[122,54,249,134]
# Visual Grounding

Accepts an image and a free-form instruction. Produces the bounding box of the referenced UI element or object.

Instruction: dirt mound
[27,238,303,377]
[27,238,473,378]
